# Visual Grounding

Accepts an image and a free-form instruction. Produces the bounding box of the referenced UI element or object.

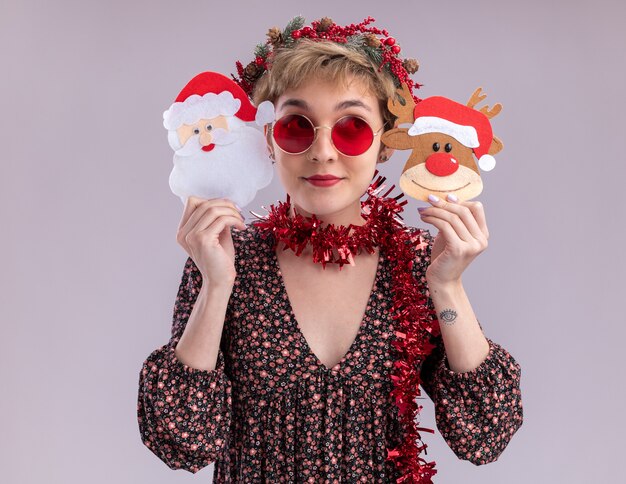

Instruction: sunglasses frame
[269,113,386,157]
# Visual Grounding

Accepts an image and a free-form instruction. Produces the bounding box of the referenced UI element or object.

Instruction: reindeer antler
[387,83,416,125]
[467,87,502,119]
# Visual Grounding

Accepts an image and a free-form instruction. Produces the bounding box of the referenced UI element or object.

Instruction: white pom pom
[479,154,496,172]
[255,100,275,126]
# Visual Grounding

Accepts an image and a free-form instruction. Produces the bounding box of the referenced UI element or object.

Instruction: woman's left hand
[418,193,489,287]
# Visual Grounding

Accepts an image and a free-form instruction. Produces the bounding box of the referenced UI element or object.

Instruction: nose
[425,152,459,177]
[199,130,214,147]
[308,126,337,162]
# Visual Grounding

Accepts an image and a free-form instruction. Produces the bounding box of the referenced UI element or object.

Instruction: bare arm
[173,195,245,370]
[174,279,234,371]
[412,197,524,464]
[428,280,490,373]
[418,194,494,372]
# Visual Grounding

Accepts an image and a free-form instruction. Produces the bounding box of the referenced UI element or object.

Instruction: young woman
[138,18,523,483]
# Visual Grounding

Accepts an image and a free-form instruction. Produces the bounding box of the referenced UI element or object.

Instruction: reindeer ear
[489,135,503,155]
[381,128,416,150]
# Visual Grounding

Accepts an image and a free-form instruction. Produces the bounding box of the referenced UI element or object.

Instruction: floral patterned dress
[137,224,523,483]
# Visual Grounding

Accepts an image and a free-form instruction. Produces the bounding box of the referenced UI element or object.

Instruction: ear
[264,125,276,158]
[264,124,273,147]
[377,146,395,164]
[489,135,503,155]
[380,128,415,150]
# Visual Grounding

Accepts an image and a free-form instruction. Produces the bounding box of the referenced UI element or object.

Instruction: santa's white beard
[169,125,273,208]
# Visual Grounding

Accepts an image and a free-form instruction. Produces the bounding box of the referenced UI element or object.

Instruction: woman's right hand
[176,197,246,286]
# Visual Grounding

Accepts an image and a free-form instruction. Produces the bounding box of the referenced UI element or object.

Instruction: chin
[292,199,340,218]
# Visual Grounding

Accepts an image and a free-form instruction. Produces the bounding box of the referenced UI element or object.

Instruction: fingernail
[447,193,458,202]
[234,203,242,211]
[417,207,426,212]
[428,194,439,203]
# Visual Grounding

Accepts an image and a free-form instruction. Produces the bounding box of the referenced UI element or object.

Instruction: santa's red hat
[407,96,496,171]
[163,71,274,130]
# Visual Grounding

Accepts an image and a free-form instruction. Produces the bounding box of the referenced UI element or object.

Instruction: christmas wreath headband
[232,15,422,103]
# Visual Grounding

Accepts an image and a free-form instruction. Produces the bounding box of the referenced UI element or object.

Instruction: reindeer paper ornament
[382,84,503,202]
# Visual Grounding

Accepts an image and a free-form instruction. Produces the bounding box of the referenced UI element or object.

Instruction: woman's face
[267,75,392,225]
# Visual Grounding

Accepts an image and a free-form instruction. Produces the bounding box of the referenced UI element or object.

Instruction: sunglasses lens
[331,116,374,156]
[273,115,314,154]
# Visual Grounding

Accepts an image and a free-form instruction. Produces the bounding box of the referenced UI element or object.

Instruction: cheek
[357,138,384,165]
[177,126,194,146]
[273,156,298,182]
[211,116,229,131]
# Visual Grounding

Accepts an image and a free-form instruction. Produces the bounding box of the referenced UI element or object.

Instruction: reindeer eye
[432,142,440,152]
[205,124,213,131]
[445,143,452,153]
[193,128,200,135]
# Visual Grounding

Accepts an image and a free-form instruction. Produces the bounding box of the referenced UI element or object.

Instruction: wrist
[200,276,235,295]
[426,277,463,295]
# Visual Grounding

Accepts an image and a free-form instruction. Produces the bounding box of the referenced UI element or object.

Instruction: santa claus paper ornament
[382,84,503,201]
[163,71,275,207]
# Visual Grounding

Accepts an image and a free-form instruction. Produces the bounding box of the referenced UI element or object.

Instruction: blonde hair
[252,39,397,129]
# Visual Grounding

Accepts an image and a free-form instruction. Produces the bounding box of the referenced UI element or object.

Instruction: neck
[289,200,366,228]
[251,173,401,268]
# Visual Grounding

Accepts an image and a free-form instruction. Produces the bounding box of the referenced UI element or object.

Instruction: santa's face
[168,118,273,207]
[175,115,229,152]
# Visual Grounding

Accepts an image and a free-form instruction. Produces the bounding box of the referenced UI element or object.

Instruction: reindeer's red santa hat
[407,96,496,171]
[163,71,274,131]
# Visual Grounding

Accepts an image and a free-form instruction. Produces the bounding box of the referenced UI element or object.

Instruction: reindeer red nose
[425,152,459,177]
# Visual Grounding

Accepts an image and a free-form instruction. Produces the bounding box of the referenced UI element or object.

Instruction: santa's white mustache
[174,128,238,156]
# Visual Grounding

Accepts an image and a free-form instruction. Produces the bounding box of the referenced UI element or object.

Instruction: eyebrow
[336,99,372,112]
[278,98,372,112]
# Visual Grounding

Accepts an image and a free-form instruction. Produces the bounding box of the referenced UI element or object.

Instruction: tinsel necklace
[250,171,441,483]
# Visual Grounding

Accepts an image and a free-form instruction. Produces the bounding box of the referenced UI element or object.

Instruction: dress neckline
[267,237,385,372]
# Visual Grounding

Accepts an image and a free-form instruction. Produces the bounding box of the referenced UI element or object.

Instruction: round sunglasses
[269,114,386,157]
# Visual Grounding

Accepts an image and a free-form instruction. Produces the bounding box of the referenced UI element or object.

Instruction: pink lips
[305,174,342,187]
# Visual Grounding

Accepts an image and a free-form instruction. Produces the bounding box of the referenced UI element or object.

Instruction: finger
[441,195,485,241]
[464,200,489,239]
[186,215,246,249]
[426,194,485,242]
[181,197,241,229]
[176,207,246,253]
[195,206,245,232]
[419,214,464,248]
[419,206,474,242]
[177,196,202,253]
[178,196,203,233]
[179,199,242,239]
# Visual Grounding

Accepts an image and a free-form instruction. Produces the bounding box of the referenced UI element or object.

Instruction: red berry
[385,37,396,46]
[292,30,301,39]
[391,45,401,54]
[255,56,264,65]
